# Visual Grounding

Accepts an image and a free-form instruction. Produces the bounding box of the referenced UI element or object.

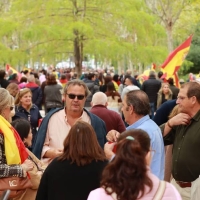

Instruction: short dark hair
[58,121,106,166]
[0,70,6,79]
[11,119,31,142]
[20,77,27,83]
[60,74,66,80]
[182,82,200,104]
[126,90,150,115]
[113,74,119,82]
[158,71,163,79]
[24,70,29,75]
[87,73,95,80]
[101,129,152,200]
[168,77,174,85]
[46,74,57,85]
[40,69,47,75]
[11,73,18,80]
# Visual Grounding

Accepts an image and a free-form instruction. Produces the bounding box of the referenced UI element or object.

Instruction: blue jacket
[153,99,177,126]
[12,104,42,148]
[32,108,107,159]
[13,104,42,135]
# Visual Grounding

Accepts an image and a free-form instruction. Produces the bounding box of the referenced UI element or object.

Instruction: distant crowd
[0,67,200,200]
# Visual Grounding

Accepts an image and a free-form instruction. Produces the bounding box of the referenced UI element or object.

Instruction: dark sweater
[153,99,177,126]
[36,158,108,200]
[90,105,126,133]
[141,76,161,104]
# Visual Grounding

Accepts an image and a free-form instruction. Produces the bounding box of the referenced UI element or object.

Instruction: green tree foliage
[145,0,194,53]
[0,0,169,75]
[183,24,200,74]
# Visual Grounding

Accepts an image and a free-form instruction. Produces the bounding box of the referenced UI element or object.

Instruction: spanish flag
[6,64,22,81]
[0,115,28,165]
[161,35,193,87]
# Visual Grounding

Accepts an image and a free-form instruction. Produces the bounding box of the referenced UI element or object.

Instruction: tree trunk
[166,24,173,53]
[73,30,82,78]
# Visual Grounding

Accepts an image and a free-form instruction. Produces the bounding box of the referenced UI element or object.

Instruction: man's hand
[44,149,63,159]
[169,113,191,126]
[163,113,191,137]
[106,130,120,142]
[104,142,116,160]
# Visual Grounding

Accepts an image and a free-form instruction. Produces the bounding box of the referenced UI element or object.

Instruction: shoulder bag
[0,176,32,198]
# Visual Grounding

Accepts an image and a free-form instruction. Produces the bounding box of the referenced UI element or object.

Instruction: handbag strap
[153,180,166,200]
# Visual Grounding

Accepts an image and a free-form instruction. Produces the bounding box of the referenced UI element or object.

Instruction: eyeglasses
[177,96,188,101]
[66,93,85,100]
[10,106,14,111]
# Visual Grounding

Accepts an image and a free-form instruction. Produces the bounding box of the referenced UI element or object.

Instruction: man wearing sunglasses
[33,79,107,164]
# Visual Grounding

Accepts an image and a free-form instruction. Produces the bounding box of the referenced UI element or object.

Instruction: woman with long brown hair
[36,121,107,200]
[88,129,181,200]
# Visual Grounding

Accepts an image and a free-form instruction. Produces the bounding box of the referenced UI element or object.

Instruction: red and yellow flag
[161,35,193,87]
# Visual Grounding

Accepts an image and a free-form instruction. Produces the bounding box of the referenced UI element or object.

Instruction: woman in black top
[36,121,107,200]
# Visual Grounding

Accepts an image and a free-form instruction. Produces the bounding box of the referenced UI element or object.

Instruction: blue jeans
[150,102,155,119]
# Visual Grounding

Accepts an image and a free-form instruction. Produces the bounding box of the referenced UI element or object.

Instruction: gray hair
[92,92,107,106]
[0,88,12,115]
[149,71,156,77]
[64,79,91,97]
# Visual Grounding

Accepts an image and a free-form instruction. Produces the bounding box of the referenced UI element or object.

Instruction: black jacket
[141,76,161,104]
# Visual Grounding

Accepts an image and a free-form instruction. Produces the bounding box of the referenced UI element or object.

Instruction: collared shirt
[41,109,91,164]
[163,110,200,182]
[127,115,165,180]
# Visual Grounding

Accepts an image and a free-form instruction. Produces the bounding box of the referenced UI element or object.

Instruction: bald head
[91,92,107,106]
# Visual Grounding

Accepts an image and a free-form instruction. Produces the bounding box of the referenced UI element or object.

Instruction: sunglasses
[66,93,85,100]
[10,106,14,111]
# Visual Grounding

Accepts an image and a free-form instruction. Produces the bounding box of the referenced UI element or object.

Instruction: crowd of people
[0,66,199,200]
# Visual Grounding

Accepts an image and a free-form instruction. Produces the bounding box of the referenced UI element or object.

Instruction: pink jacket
[87,171,182,200]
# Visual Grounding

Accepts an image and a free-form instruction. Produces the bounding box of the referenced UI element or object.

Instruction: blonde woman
[0,88,33,197]
[13,88,42,150]
[157,83,173,109]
